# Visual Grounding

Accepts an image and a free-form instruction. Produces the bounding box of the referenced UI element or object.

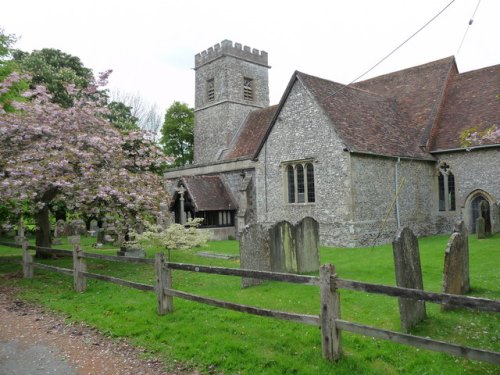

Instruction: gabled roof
[223,105,278,161]
[181,176,236,211]
[429,64,500,151]
[297,72,432,159]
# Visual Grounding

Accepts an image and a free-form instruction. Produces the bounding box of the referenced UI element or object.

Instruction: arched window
[296,164,305,203]
[438,172,445,211]
[306,163,315,203]
[287,165,295,203]
[448,173,456,211]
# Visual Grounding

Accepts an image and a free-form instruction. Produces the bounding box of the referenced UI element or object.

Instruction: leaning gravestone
[392,227,426,333]
[295,217,320,273]
[441,222,470,311]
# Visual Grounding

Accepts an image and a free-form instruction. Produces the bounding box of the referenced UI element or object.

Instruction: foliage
[160,101,194,167]
[12,48,93,108]
[0,70,171,247]
[0,28,28,112]
[459,125,500,148]
[135,218,210,258]
[0,234,498,374]
[104,101,139,132]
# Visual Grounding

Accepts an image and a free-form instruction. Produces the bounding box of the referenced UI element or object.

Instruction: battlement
[195,39,268,68]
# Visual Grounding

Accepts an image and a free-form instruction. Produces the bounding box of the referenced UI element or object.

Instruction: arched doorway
[470,194,492,234]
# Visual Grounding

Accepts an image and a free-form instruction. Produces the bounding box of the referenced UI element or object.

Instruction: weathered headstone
[270,221,297,273]
[240,217,320,287]
[54,219,68,238]
[392,227,426,333]
[240,223,271,287]
[89,220,99,236]
[69,219,86,236]
[476,216,485,239]
[295,217,320,273]
[455,220,470,293]
[442,222,470,311]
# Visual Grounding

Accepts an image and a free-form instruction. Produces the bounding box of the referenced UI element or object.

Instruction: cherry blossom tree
[0,71,170,256]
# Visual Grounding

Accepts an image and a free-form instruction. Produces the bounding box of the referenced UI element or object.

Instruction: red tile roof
[430,65,500,151]
[222,105,278,161]
[181,176,236,211]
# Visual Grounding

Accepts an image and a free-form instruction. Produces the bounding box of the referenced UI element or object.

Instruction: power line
[456,0,482,55]
[316,0,456,105]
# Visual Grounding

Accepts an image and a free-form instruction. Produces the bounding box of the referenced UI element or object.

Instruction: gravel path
[0,285,195,375]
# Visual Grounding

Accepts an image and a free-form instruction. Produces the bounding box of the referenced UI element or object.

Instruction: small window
[207,79,215,102]
[284,160,315,204]
[243,77,253,101]
[438,173,445,211]
[448,173,455,211]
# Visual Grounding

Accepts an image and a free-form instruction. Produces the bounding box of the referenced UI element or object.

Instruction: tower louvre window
[207,79,215,102]
[243,77,253,101]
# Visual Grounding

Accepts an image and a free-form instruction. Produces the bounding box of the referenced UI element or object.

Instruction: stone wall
[254,79,353,247]
[433,148,500,234]
[194,40,270,164]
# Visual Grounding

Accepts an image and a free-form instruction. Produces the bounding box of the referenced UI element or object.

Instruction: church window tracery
[437,163,456,212]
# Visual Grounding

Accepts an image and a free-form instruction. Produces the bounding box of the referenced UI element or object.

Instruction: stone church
[164,39,500,247]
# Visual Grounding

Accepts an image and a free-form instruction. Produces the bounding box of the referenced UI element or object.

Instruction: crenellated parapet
[195,39,269,68]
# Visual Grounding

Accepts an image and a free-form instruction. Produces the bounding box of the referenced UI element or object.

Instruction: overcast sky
[1,0,498,110]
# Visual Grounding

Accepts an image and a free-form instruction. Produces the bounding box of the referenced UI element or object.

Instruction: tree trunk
[34,188,59,258]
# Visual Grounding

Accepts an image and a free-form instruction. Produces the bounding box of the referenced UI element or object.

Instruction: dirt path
[0,286,195,375]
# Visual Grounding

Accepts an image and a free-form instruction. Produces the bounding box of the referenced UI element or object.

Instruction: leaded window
[284,160,315,204]
[438,172,445,211]
[448,173,456,211]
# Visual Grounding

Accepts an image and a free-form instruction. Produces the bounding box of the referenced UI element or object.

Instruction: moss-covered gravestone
[392,227,426,333]
[442,221,470,310]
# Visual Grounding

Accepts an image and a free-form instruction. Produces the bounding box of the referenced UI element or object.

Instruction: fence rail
[1,239,499,365]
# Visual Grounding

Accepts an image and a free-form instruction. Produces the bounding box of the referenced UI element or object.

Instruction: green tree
[105,101,140,132]
[0,28,28,112]
[12,48,93,107]
[160,101,194,167]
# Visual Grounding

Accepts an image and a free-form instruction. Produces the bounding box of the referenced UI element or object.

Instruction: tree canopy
[12,48,94,108]
[0,70,170,250]
[160,101,194,167]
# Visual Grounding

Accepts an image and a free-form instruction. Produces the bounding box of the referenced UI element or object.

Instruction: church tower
[193,40,270,164]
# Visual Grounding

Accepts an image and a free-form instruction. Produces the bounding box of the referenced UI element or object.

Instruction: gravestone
[270,221,298,273]
[392,227,426,333]
[54,219,68,238]
[476,217,485,239]
[441,222,470,311]
[240,224,271,287]
[69,220,86,236]
[89,220,99,236]
[240,217,320,288]
[295,217,320,273]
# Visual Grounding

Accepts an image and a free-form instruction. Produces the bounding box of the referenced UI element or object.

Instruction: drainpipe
[395,157,401,228]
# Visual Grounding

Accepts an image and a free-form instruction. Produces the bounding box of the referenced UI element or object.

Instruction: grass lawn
[0,233,498,374]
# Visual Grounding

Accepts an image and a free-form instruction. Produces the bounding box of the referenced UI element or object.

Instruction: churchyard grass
[0,234,498,374]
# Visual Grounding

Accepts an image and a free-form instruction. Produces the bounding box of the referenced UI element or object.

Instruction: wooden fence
[1,239,499,365]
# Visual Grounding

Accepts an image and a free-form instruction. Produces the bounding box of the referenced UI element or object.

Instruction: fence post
[22,240,33,278]
[72,240,87,292]
[320,264,342,361]
[155,252,173,315]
